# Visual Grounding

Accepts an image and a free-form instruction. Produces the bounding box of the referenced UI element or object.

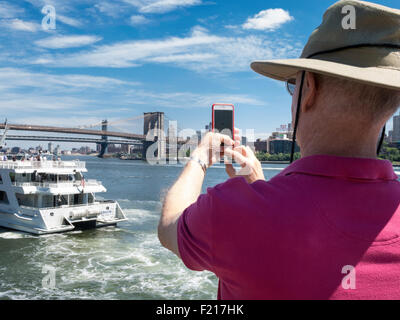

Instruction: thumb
[225,163,237,178]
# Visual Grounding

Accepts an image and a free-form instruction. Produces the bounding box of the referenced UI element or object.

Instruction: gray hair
[314,73,400,122]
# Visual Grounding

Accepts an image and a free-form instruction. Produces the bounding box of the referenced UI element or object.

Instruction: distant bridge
[0,123,146,140]
[5,135,143,145]
[0,112,183,159]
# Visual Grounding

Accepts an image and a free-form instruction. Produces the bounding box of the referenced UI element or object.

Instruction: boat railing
[0,160,86,170]
[19,201,115,211]
[13,179,102,188]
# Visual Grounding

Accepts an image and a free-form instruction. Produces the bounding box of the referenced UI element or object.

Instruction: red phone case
[212,103,235,140]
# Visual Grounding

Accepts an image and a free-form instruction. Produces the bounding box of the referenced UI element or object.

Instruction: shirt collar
[281,154,398,181]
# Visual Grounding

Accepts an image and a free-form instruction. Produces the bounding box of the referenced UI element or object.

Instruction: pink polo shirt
[177,155,400,300]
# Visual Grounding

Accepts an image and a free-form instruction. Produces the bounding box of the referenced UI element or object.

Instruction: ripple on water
[0,210,217,300]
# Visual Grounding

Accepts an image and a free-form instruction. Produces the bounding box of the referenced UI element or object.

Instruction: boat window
[0,191,9,204]
[0,175,2,184]
[55,195,68,207]
[42,195,53,208]
[88,193,94,203]
[9,172,15,183]
[72,193,84,205]
[16,193,35,207]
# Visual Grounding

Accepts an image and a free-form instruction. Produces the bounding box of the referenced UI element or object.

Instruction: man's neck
[301,146,378,159]
[299,129,381,159]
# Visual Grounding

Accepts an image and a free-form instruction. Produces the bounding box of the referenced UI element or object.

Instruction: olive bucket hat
[251,0,400,90]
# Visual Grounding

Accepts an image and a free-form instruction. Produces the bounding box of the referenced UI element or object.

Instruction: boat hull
[0,201,127,235]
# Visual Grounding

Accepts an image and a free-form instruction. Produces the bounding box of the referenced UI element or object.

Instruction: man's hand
[191,130,238,168]
[225,145,265,184]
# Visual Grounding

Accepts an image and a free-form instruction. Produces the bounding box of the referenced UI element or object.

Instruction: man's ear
[301,72,317,112]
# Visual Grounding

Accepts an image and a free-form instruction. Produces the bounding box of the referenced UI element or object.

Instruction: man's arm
[158,160,205,257]
[158,132,236,257]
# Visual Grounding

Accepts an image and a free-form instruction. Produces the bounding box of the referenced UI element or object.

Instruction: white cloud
[31,26,301,72]
[0,67,140,114]
[7,19,40,32]
[123,0,202,14]
[0,2,23,18]
[0,93,95,111]
[0,68,137,92]
[130,15,151,25]
[147,53,215,63]
[57,14,83,28]
[243,9,293,31]
[32,26,222,67]
[0,67,263,120]
[94,2,125,18]
[126,90,264,108]
[35,35,102,49]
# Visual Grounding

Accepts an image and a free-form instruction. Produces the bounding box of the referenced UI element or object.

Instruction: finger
[233,146,248,157]
[234,128,241,143]
[225,148,248,167]
[225,163,237,178]
[229,147,254,175]
[216,133,235,147]
[245,146,257,160]
[234,137,241,148]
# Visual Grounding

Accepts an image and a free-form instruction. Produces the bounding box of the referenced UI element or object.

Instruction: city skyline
[4,110,400,151]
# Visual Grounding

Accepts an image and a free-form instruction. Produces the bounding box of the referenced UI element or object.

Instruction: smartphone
[212,103,235,140]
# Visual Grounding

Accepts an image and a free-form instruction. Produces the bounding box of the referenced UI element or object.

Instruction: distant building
[241,136,247,146]
[196,130,202,143]
[388,130,393,143]
[392,114,400,142]
[269,139,300,154]
[254,139,268,153]
[78,146,92,154]
[48,142,53,154]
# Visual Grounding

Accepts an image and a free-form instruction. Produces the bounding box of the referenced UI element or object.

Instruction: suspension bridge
[0,112,186,159]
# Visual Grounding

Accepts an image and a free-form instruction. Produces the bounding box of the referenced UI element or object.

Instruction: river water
[0,156,398,300]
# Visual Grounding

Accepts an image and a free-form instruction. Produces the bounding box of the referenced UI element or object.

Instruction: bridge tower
[98,120,108,158]
[143,112,166,161]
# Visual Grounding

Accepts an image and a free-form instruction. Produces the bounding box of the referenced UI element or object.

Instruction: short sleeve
[177,191,215,272]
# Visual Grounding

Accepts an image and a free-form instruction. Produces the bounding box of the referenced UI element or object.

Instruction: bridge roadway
[0,123,147,140]
[5,135,143,145]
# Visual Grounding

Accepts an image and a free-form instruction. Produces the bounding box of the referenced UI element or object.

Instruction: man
[158,0,400,299]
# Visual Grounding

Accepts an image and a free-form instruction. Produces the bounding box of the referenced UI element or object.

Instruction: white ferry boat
[0,158,127,235]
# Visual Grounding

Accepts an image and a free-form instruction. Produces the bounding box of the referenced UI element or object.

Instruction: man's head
[291,72,400,157]
[251,0,400,159]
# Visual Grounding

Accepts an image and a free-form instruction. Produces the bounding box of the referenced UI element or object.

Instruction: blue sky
[0,0,399,149]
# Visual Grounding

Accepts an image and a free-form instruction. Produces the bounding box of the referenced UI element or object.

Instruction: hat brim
[251,58,400,91]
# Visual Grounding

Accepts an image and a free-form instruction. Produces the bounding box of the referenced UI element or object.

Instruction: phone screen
[214,109,233,139]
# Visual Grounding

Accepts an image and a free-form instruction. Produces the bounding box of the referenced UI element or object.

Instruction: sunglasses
[286,79,296,96]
